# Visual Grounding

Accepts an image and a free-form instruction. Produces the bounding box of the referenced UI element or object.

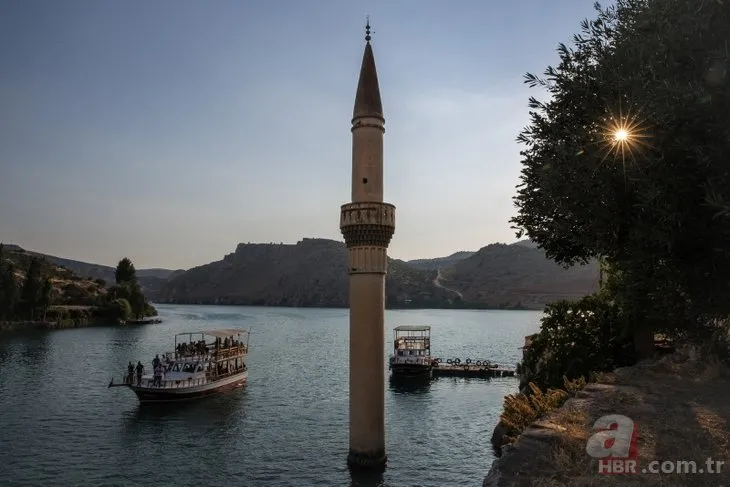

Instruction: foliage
[19,257,43,320]
[144,302,158,317]
[0,245,20,321]
[102,298,133,322]
[108,258,157,319]
[0,246,157,324]
[510,0,730,343]
[115,257,137,285]
[520,293,635,390]
[500,377,586,443]
[701,318,730,366]
[39,279,53,320]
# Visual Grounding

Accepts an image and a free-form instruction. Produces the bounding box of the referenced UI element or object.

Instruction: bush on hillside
[499,377,587,443]
[144,302,158,317]
[520,294,635,390]
[101,298,132,322]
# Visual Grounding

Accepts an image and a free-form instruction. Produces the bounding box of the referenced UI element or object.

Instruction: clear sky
[0,0,602,270]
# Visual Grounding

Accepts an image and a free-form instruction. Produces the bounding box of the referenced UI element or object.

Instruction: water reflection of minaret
[339,19,395,471]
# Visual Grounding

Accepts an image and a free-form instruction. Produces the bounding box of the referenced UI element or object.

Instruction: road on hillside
[433,269,464,299]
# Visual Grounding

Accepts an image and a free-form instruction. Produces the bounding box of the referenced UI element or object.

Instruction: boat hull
[129,372,247,403]
[390,363,433,379]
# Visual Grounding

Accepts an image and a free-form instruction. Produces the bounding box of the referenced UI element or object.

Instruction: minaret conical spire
[353,18,383,122]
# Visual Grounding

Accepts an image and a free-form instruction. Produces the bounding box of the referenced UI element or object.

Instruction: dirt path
[433,268,464,299]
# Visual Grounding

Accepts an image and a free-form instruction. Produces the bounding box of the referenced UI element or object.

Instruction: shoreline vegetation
[0,245,158,334]
[486,1,729,485]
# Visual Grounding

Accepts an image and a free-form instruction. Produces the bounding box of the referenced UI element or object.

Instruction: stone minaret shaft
[340,21,395,471]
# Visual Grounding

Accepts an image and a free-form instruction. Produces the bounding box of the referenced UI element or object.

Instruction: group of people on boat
[177,340,207,357]
[124,355,168,386]
[175,337,247,359]
[126,361,144,385]
[121,335,248,388]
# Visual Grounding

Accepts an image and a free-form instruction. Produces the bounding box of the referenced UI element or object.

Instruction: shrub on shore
[520,293,635,391]
[499,377,587,444]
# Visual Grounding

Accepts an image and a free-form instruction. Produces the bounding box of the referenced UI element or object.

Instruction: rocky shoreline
[0,318,112,333]
[0,317,154,333]
[483,350,729,486]
[483,382,619,487]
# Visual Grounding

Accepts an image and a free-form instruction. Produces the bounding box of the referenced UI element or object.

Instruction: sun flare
[614,128,629,142]
[593,103,653,178]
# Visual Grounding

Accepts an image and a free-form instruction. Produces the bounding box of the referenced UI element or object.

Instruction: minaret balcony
[340,202,396,248]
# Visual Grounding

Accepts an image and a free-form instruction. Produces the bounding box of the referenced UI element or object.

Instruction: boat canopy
[394,325,431,332]
[175,328,249,339]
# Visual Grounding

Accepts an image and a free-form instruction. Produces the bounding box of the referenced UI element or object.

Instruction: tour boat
[389,325,433,379]
[108,328,250,403]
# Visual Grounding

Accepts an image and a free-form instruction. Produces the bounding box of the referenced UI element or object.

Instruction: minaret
[340,19,395,471]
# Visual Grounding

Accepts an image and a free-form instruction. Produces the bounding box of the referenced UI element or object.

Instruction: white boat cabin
[391,325,432,366]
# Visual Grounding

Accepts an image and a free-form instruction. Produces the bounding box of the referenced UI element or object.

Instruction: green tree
[106,298,132,322]
[20,257,43,320]
[128,283,147,319]
[510,0,730,355]
[107,284,130,301]
[115,257,137,284]
[0,262,19,321]
[39,278,53,321]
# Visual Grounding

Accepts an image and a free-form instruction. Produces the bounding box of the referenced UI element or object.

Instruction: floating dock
[432,359,516,378]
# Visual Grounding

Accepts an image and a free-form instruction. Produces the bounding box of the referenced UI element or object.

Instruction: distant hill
[407,251,476,271]
[5,247,180,299]
[440,243,599,309]
[3,237,600,310]
[511,239,540,249]
[157,238,454,308]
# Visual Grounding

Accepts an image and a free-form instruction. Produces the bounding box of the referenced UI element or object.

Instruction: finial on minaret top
[352,15,383,122]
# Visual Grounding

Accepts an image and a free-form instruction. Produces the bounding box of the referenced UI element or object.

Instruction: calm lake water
[0,304,541,487]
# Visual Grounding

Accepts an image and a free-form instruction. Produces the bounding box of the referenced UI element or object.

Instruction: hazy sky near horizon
[1,0,601,270]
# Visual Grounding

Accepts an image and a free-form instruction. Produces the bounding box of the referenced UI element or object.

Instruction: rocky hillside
[6,245,181,298]
[407,251,476,271]
[440,243,599,309]
[6,237,601,310]
[3,246,109,306]
[157,238,599,310]
[157,238,454,308]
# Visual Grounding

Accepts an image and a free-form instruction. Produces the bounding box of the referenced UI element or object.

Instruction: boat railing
[169,345,247,362]
[216,346,247,359]
[390,355,432,366]
[138,377,210,389]
[120,365,248,389]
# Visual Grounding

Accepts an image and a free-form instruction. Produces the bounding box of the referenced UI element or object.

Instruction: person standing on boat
[135,361,144,385]
[127,362,134,384]
[152,354,160,370]
[153,363,163,387]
